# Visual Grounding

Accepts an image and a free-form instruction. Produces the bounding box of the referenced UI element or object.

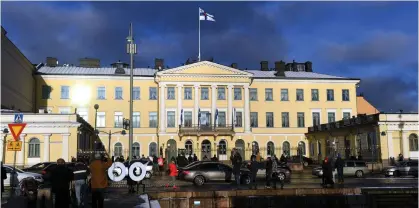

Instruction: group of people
[321,153,346,187]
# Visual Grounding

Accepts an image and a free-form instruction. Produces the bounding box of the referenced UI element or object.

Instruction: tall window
[133,87,140,100]
[42,85,51,99]
[133,112,140,128]
[28,138,40,158]
[297,112,305,127]
[327,89,334,101]
[132,143,140,157]
[218,140,227,155]
[149,142,157,157]
[310,142,315,156]
[218,112,226,127]
[114,142,123,157]
[312,112,320,126]
[201,87,209,100]
[185,141,193,156]
[282,112,289,127]
[184,87,192,100]
[296,89,304,101]
[409,134,418,151]
[97,87,106,99]
[115,87,123,100]
[265,88,273,101]
[298,142,306,156]
[234,88,242,100]
[97,112,106,127]
[328,112,335,123]
[266,112,274,127]
[218,87,226,100]
[311,89,319,101]
[61,86,69,99]
[282,141,290,156]
[167,87,175,100]
[342,89,350,101]
[343,112,351,120]
[149,112,157,128]
[114,112,123,128]
[235,112,242,127]
[250,112,258,127]
[184,111,192,127]
[281,89,289,101]
[267,142,275,156]
[149,87,157,100]
[250,88,258,101]
[167,111,175,127]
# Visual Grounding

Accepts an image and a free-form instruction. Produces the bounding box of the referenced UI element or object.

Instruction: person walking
[265,157,273,189]
[167,160,178,190]
[193,154,198,162]
[90,153,112,208]
[73,162,90,207]
[50,158,74,208]
[230,149,242,187]
[335,154,344,184]
[321,157,334,188]
[271,155,283,189]
[187,155,193,164]
[249,155,259,189]
[158,155,164,176]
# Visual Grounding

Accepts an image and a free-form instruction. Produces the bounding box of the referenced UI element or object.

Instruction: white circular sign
[107,162,126,182]
[107,161,148,182]
[128,162,147,182]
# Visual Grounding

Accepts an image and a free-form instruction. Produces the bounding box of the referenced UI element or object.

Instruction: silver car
[312,160,369,178]
[3,165,43,186]
[383,160,418,177]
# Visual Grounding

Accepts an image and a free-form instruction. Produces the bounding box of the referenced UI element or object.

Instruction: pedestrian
[188,155,193,164]
[265,156,273,189]
[50,158,74,208]
[230,149,242,186]
[335,154,344,184]
[398,153,404,162]
[280,154,287,164]
[203,155,208,161]
[211,154,218,162]
[167,160,178,190]
[158,155,164,176]
[249,155,259,189]
[73,162,90,207]
[1,163,6,194]
[193,154,198,162]
[90,153,113,208]
[321,157,334,188]
[142,154,146,160]
[152,155,159,173]
[272,155,283,189]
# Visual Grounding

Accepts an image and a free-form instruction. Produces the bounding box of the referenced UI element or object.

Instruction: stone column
[177,84,183,126]
[227,85,233,126]
[402,132,409,157]
[194,84,199,125]
[211,84,217,125]
[387,132,394,158]
[244,84,251,133]
[159,83,166,132]
[18,134,26,166]
[62,134,70,161]
[43,134,51,162]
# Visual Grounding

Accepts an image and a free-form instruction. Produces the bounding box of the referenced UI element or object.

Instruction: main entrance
[201,140,211,160]
[235,139,245,159]
[166,139,177,164]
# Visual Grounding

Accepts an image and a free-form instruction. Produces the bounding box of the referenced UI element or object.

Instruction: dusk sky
[2,1,418,112]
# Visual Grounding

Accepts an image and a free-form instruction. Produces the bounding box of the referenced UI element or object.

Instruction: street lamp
[2,128,9,163]
[126,23,137,162]
[95,129,126,155]
[94,104,99,130]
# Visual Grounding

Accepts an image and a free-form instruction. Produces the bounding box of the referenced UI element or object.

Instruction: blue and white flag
[180,109,184,125]
[233,108,236,126]
[199,8,215,22]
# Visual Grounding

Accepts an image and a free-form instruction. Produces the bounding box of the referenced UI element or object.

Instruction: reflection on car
[3,165,44,186]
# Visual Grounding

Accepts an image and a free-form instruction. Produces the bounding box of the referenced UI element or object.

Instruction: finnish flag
[199,8,215,22]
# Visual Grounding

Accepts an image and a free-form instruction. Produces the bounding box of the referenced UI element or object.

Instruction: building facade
[34,60,360,162]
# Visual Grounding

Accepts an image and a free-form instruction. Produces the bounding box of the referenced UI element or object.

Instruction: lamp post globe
[94,104,99,110]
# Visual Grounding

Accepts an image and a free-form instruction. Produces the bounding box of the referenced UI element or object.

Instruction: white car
[3,165,43,186]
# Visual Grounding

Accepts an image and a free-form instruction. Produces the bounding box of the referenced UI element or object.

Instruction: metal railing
[178,124,235,136]
[308,114,380,133]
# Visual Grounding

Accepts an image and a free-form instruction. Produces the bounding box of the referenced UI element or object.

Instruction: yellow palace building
[31,58,359,162]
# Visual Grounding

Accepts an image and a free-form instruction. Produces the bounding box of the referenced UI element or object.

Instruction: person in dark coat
[230,149,242,186]
[321,157,334,188]
[335,154,345,184]
[188,155,193,164]
[193,154,198,162]
[1,163,6,193]
[73,162,90,207]
[50,158,74,208]
[265,157,273,188]
[279,154,287,164]
[249,155,259,189]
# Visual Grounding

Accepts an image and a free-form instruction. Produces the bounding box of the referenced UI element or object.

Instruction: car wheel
[193,175,205,186]
[241,175,251,185]
[303,162,309,167]
[355,170,364,178]
[278,172,286,181]
[145,171,152,179]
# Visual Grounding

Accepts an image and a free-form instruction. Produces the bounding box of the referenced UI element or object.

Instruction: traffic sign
[14,113,23,123]
[7,141,22,151]
[8,123,26,141]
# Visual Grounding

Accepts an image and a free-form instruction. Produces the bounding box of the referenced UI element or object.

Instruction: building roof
[244,70,348,79]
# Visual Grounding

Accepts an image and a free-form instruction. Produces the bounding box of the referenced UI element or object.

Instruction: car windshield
[184,161,200,169]
[6,166,24,173]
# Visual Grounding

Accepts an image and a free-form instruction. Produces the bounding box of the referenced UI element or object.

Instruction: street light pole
[127,23,137,162]
[94,104,99,130]
[2,128,9,164]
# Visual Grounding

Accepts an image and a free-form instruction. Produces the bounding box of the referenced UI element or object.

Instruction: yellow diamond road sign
[7,141,22,151]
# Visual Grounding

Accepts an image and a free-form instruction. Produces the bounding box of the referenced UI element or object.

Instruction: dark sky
[2,1,418,112]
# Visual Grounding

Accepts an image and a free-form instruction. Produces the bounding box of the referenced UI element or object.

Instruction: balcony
[178,124,235,137]
[307,113,380,134]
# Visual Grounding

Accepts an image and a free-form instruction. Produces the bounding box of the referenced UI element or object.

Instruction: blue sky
[2,1,418,112]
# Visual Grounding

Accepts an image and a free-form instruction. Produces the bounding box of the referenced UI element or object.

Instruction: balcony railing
[307,113,380,133]
[179,124,235,137]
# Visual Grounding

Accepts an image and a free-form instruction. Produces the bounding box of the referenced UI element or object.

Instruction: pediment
[156,61,253,77]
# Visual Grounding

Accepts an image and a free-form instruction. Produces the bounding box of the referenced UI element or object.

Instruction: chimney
[111,60,128,74]
[79,58,100,68]
[154,58,164,70]
[260,61,269,71]
[274,61,286,76]
[231,63,238,69]
[305,61,313,72]
[46,57,58,67]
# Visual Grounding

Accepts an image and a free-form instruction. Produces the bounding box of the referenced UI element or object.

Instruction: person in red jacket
[167,159,178,189]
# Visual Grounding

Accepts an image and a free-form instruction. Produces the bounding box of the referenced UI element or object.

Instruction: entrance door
[166,139,177,164]
[201,140,211,160]
[235,139,245,159]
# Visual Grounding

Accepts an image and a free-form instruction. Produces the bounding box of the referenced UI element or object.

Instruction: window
[281,112,289,127]
[328,112,335,123]
[218,112,226,127]
[282,141,290,156]
[133,87,140,100]
[327,89,334,101]
[318,142,322,155]
[42,85,51,99]
[281,89,289,101]
[312,112,320,126]
[346,162,355,167]
[184,87,192,100]
[114,142,123,157]
[218,140,227,155]
[114,112,123,128]
[342,89,350,101]
[149,112,157,128]
[185,141,193,156]
[97,112,106,127]
[97,87,106,99]
[201,87,209,100]
[267,142,275,156]
[61,86,69,99]
[167,87,175,100]
[355,162,366,167]
[409,134,418,151]
[298,141,306,156]
[28,138,40,158]
[133,112,140,128]
[200,163,219,171]
[266,112,274,127]
[251,142,260,155]
[235,112,242,127]
[250,112,258,127]
[167,111,175,127]
[149,87,157,100]
[310,142,315,156]
[115,87,123,100]
[149,142,157,157]
[132,143,140,157]
[234,88,242,100]
[218,87,226,100]
[265,88,273,101]
[311,89,319,101]
[296,89,304,101]
[343,112,351,120]
[184,111,192,127]
[297,112,305,127]
[250,88,258,101]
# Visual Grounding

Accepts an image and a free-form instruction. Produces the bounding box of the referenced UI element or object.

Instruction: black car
[23,162,53,174]
[288,155,314,167]
[41,162,76,176]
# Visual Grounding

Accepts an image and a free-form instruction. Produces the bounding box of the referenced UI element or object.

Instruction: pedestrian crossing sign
[7,141,22,151]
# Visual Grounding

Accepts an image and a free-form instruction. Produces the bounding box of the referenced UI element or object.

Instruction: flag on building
[180,109,183,125]
[199,8,215,22]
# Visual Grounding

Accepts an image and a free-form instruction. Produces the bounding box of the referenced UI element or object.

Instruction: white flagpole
[198,7,201,62]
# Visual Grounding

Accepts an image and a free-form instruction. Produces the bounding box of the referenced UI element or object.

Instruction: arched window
[114,142,123,157]
[28,138,40,158]
[409,134,418,151]
[282,141,290,156]
[267,142,275,156]
[218,140,227,155]
[149,142,157,157]
[251,142,259,156]
[298,141,306,156]
[132,142,140,157]
[185,140,193,156]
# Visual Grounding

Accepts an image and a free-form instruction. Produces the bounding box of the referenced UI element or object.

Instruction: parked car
[41,163,76,176]
[178,161,251,186]
[383,160,418,177]
[22,162,53,174]
[3,165,43,186]
[288,156,314,167]
[312,160,369,178]
[241,161,292,181]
